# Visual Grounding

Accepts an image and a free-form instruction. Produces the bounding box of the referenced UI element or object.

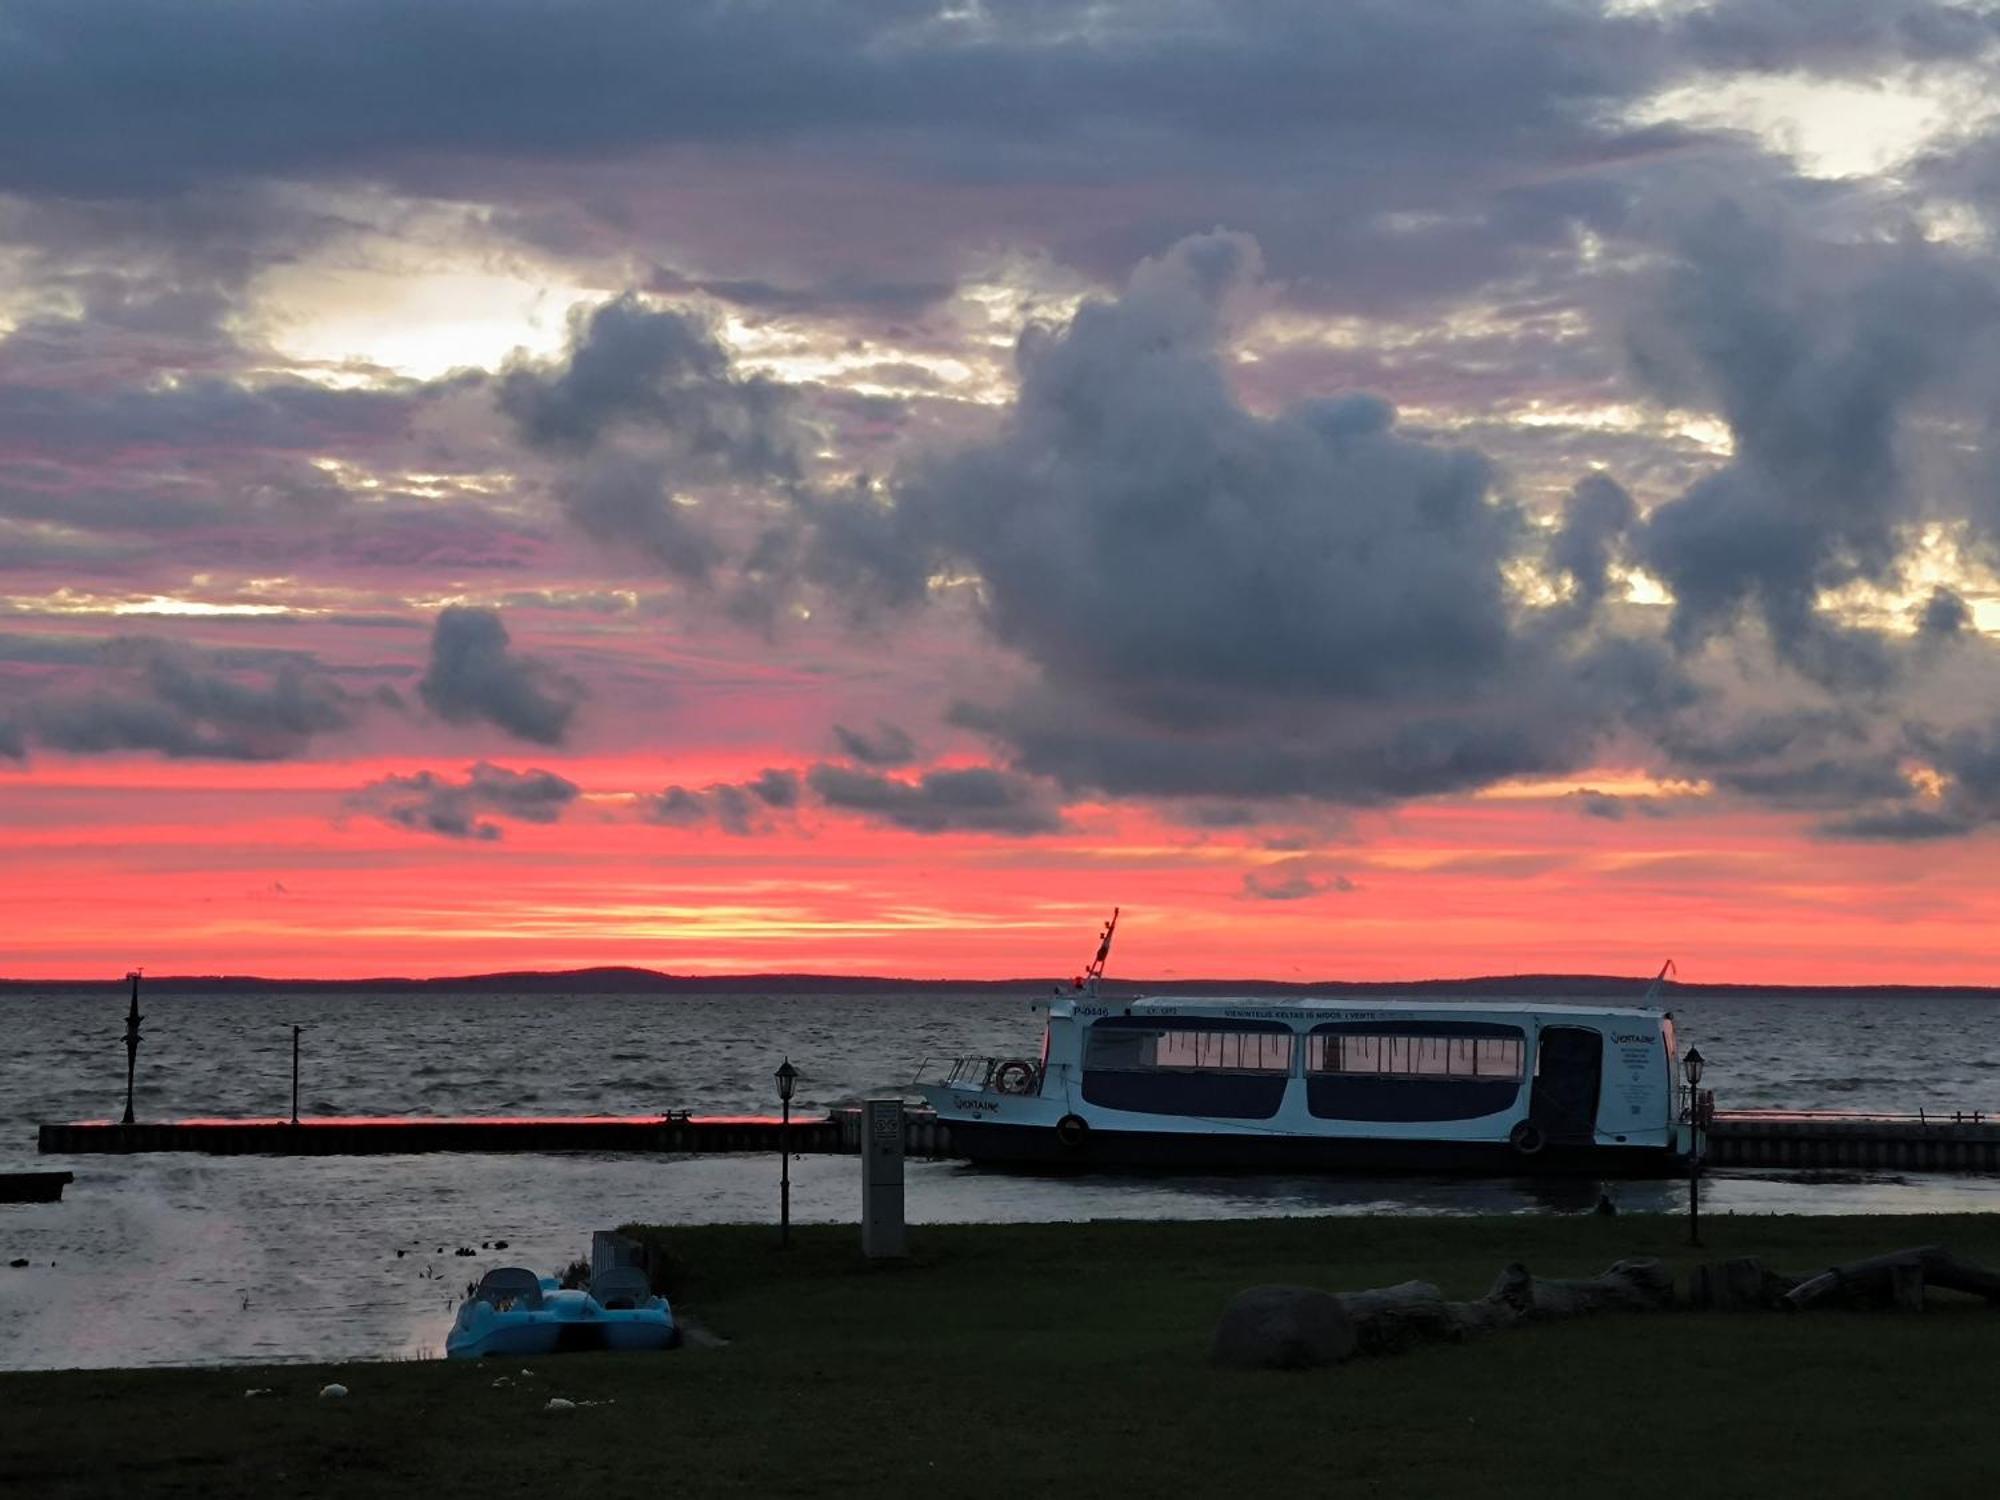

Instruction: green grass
[6,1214,2000,1499]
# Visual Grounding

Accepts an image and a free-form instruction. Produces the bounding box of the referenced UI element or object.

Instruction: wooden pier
[1706,1111,2000,1173]
[35,1108,960,1160]
[32,1108,2000,1172]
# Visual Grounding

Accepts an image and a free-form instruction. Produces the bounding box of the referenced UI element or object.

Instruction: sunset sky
[9,3,2000,983]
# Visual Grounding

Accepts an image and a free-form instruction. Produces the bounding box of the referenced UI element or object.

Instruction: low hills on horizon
[3,964,1996,999]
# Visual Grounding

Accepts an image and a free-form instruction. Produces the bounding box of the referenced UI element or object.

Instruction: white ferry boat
[918,917,1699,1177]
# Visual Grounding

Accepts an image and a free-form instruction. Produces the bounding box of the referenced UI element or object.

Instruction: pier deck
[35,1109,958,1159]
[33,1108,2000,1171]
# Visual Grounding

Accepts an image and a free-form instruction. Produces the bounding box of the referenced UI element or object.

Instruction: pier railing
[1707,1109,2000,1171]
[34,1105,2000,1171]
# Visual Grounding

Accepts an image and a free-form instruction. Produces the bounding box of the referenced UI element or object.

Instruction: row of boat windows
[1084,1027,1527,1083]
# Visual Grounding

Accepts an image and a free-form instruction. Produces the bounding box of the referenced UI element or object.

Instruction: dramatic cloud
[1626,198,2000,683]
[1548,474,1637,621]
[555,454,723,582]
[500,295,801,476]
[417,606,583,746]
[1820,713,2000,840]
[349,761,581,841]
[644,769,801,836]
[831,722,916,767]
[1241,860,1356,901]
[12,635,360,761]
[873,232,1687,803]
[805,763,1063,835]
[498,294,808,579]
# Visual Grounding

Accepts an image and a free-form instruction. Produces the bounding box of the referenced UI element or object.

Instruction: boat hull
[943,1117,1684,1178]
[446,1286,678,1359]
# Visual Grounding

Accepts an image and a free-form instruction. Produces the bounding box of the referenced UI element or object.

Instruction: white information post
[861,1097,907,1259]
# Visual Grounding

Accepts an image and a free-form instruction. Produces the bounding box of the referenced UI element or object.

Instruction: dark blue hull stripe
[943,1119,1684,1178]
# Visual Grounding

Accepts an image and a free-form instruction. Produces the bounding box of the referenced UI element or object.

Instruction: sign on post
[861,1097,907,1259]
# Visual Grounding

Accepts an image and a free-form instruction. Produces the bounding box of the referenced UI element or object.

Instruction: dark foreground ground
[5,1213,1999,1499]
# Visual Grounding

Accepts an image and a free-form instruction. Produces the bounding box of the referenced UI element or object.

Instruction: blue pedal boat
[447,1267,679,1358]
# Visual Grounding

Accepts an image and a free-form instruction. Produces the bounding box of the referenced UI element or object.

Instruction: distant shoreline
[2,966,1997,999]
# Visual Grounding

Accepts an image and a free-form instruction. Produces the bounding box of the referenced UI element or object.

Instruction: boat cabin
[929,993,1692,1171]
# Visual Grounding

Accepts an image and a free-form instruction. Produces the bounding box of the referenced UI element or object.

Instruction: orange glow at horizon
[5,751,1999,987]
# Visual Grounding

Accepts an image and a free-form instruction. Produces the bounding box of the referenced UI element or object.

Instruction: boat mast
[1083,908,1119,996]
[1643,957,1676,1005]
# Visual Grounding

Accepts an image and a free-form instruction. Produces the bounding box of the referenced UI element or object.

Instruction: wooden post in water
[121,970,144,1127]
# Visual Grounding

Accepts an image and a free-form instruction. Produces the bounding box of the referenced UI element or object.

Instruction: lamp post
[1684,1046,1707,1247]
[774,1058,798,1247]
[121,970,144,1127]
[291,1025,302,1126]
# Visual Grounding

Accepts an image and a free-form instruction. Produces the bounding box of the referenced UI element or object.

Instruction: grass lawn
[5,1213,2000,1499]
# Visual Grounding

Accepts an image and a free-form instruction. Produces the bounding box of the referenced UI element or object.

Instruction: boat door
[1529,1027,1603,1143]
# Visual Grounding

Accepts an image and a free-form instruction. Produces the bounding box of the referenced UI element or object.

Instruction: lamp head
[774,1057,799,1102]
[1684,1046,1705,1087]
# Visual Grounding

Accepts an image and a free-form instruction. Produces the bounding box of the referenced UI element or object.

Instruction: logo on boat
[1612,1033,1653,1045]
[954,1097,1001,1113]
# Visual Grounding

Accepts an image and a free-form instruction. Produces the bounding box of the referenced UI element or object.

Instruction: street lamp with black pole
[774,1058,798,1248]
[121,970,144,1127]
[1684,1046,1707,1247]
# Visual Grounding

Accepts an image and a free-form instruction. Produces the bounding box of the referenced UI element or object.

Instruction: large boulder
[1210,1284,1358,1370]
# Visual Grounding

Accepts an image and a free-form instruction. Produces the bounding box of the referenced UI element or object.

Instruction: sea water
[2,988,1997,1369]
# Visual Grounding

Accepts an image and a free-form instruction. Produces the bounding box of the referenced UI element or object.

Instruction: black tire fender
[1055,1114,1090,1150]
[1508,1119,1547,1156]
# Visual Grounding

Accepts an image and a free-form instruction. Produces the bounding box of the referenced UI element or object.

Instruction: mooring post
[291,1025,301,1126]
[121,970,144,1127]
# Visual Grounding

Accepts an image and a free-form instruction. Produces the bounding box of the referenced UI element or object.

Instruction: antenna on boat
[1082,908,1120,995]
[1644,958,1676,1004]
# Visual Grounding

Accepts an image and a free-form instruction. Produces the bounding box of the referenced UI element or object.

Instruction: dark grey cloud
[348,761,581,841]
[499,295,801,477]
[0,367,412,465]
[1626,199,2000,684]
[1918,587,1971,640]
[1822,804,1969,840]
[900,236,1520,705]
[417,606,583,746]
[15,634,360,761]
[0,4,1672,195]
[1241,860,1356,901]
[1818,712,2000,839]
[805,763,1063,835]
[643,768,802,836]
[555,455,722,582]
[831,721,916,767]
[498,294,809,578]
[1548,473,1637,620]
[747,767,802,810]
[1,0,1976,334]
[848,233,1694,804]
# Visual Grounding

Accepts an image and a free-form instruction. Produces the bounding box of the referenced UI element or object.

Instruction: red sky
[9,742,1999,983]
[8,7,2000,985]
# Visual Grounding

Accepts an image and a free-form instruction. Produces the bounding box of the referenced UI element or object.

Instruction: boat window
[1308,1032,1523,1081]
[1081,1018,1293,1119]
[1304,1022,1524,1123]
[1089,1026,1293,1074]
